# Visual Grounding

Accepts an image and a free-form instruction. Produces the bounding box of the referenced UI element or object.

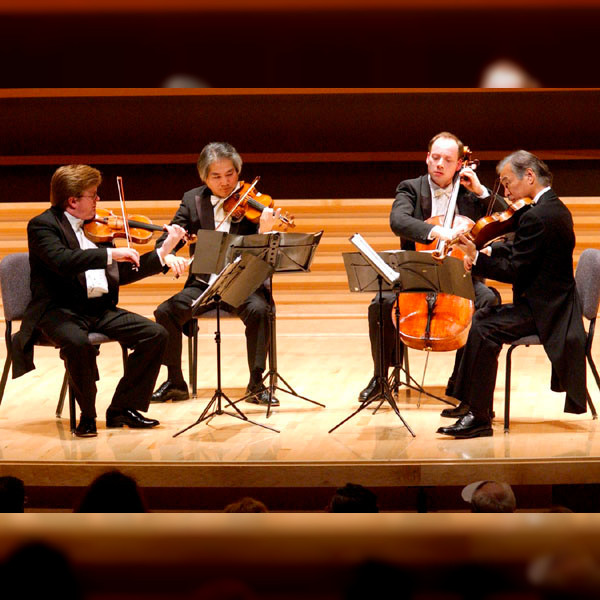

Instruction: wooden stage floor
[1,314,600,509]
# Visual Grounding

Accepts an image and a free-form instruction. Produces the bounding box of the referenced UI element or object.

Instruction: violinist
[152,142,281,406]
[11,164,187,437]
[359,132,508,408]
[438,151,588,438]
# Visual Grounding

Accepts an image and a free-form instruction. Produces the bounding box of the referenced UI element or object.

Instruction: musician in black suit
[11,164,187,437]
[438,150,588,438]
[359,132,507,408]
[152,142,280,406]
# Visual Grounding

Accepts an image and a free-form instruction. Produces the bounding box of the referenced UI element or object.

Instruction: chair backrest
[575,248,600,321]
[0,253,32,322]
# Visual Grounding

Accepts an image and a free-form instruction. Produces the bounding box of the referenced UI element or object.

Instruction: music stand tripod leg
[259,274,326,418]
[329,275,415,436]
[174,297,280,437]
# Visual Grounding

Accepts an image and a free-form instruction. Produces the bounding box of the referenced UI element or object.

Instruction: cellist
[358,132,508,411]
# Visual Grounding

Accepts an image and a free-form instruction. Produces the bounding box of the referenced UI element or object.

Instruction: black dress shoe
[437,411,493,438]
[151,380,189,403]
[441,401,470,418]
[106,408,160,429]
[441,402,496,420]
[358,376,380,403]
[245,383,280,407]
[75,416,97,438]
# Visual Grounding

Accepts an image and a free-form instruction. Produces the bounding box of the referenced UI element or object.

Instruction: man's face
[67,185,98,220]
[426,137,462,188]
[205,158,239,198]
[499,163,532,202]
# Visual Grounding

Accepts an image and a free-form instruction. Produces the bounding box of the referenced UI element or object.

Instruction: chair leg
[505,345,516,432]
[68,382,77,433]
[586,350,599,419]
[0,322,13,406]
[187,320,198,397]
[55,370,69,418]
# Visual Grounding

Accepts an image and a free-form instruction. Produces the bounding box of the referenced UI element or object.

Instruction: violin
[435,196,535,259]
[218,177,295,230]
[84,207,165,244]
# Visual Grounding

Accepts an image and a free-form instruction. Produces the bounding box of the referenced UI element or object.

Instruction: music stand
[227,231,326,417]
[173,254,279,437]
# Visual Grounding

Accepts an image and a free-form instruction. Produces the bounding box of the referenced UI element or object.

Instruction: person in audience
[0,475,25,512]
[328,482,379,512]
[358,131,506,411]
[74,470,147,512]
[224,496,268,512]
[11,164,187,437]
[461,480,516,513]
[152,142,280,406]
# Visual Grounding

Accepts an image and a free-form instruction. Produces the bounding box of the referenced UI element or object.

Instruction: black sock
[167,367,186,388]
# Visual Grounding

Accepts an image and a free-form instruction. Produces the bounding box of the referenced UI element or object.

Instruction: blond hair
[50,164,102,211]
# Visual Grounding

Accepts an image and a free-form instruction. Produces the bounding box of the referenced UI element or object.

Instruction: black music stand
[330,234,475,434]
[227,231,326,417]
[174,254,279,437]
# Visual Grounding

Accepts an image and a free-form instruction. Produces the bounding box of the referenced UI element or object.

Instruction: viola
[219,177,295,230]
[437,196,535,258]
[83,207,165,244]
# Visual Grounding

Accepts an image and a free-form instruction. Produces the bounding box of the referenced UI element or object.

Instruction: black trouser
[38,303,167,418]
[154,281,271,377]
[451,302,537,418]
[367,279,501,377]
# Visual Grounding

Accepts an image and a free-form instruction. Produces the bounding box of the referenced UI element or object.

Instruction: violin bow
[116,176,138,270]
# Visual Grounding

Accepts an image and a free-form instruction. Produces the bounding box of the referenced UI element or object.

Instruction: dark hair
[328,483,379,513]
[75,470,147,513]
[497,150,553,186]
[428,131,465,159]
[0,476,25,512]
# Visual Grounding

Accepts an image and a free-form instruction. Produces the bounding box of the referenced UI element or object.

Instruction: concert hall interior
[1,84,600,596]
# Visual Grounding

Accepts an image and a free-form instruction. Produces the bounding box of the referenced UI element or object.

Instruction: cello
[394,149,479,352]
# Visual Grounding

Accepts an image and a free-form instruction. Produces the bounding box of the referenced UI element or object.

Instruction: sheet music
[349,233,400,285]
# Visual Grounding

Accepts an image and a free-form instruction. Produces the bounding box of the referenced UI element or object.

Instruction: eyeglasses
[78,193,99,200]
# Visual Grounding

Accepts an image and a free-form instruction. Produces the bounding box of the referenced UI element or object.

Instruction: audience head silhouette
[75,470,147,513]
[0,475,25,512]
[224,496,268,512]
[328,483,379,513]
[462,480,516,513]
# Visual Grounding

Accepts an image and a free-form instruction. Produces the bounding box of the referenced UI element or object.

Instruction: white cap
[461,480,490,503]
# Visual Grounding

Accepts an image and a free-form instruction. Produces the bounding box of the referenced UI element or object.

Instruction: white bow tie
[433,188,451,199]
[210,196,222,207]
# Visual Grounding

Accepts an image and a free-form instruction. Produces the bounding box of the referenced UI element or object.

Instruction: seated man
[438,150,588,438]
[12,164,186,437]
[152,142,280,406]
[359,132,506,410]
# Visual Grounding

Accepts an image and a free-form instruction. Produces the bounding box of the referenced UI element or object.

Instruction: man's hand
[456,234,477,271]
[259,207,281,233]
[159,224,188,257]
[164,253,190,278]
[112,247,140,268]
[459,167,484,197]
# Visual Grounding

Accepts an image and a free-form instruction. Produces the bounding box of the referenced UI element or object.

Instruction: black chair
[0,253,127,432]
[504,248,600,431]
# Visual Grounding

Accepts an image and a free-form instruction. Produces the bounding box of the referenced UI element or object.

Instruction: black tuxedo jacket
[389,174,507,249]
[474,189,588,413]
[155,184,259,288]
[12,206,165,378]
